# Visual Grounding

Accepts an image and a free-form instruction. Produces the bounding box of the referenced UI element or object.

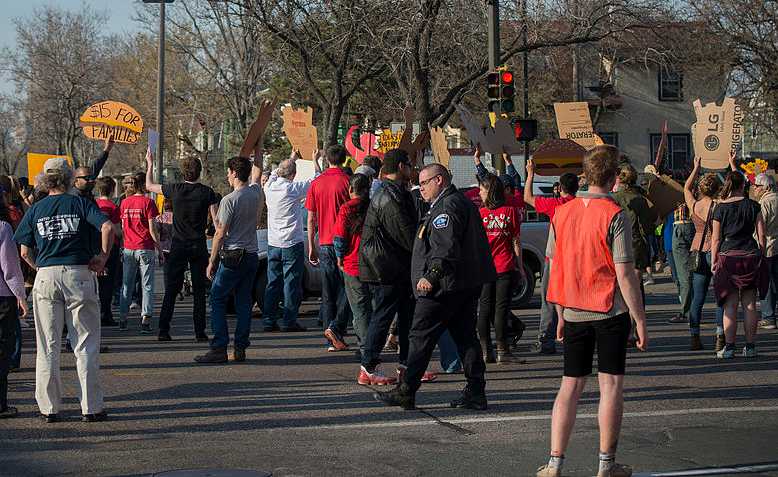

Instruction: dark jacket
[412,185,496,297]
[359,179,418,284]
[613,185,657,269]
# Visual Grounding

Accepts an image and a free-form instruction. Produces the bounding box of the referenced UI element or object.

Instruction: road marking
[276,405,778,432]
[634,462,778,476]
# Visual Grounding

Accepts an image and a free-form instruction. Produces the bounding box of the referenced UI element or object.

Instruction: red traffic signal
[501,71,514,83]
[512,118,538,141]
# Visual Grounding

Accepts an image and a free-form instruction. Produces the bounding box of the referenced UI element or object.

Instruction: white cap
[43,157,71,174]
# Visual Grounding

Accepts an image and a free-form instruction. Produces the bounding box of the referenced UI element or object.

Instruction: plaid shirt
[674,203,691,223]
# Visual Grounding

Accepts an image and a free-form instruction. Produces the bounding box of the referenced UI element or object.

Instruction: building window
[658,70,683,102]
[651,133,691,171]
[597,132,619,147]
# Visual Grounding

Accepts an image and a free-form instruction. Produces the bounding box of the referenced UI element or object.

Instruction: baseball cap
[43,157,72,174]
[355,165,376,177]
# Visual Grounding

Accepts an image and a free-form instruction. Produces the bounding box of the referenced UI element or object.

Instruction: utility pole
[143,0,172,183]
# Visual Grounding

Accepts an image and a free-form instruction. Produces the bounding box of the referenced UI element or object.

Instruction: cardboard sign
[80,101,144,133]
[429,127,451,168]
[82,123,140,144]
[456,106,524,154]
[691,98,744,170]
[281,106,318,162]
[27,153,73,185]
[531,139,586,176]
[378,129,404,153]
[345,125,382,164]
[553,102,596,149]
[148,129,159,155]
[645,174,684,218]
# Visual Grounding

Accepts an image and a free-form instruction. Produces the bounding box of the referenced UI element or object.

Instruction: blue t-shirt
[14,194,108,267]
[663,211,674,253]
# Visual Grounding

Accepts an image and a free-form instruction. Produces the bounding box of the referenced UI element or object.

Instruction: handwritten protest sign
[429,126,451,168]
[691,98,743,170]
[80,101,143,145]
[345,126,381,163]
[553,102,596,149]
[378,129,404,153]
[281,106,318,161]
[456,106,524,155]
[27,153,73,185]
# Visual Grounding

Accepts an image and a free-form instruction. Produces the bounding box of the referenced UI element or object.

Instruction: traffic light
[486,69,516,114]
[512,118,538,142]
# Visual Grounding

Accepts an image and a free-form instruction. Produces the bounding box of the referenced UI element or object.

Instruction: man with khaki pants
[14,157,113,423]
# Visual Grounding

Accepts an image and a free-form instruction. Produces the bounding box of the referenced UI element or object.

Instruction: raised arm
[92,134,115,178]
[728,150,738,172]
[504,152,519,182]
[684,156,701,212]
[250,142,264,186]
[145,147,163,195]
[524,159,537,207]
[472,144,489,181]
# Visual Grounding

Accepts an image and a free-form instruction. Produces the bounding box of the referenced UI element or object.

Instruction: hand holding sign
[281,105,318,162]
[81,101,144,145]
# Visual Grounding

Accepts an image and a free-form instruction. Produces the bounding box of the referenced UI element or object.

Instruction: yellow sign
[80,101,144,133]
[378,129,403,153]
[27,153,73,185]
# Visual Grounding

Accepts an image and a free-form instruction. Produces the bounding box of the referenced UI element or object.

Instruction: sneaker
[81,411,108,423]
[758,319,777,330]
[597,462,633,477]
[358,366,397,386]
[396,365,437,383]
[158,332,172,342]
[373,384,415,410]
[118,320,128,331]
[130,302,139,310]
[690,335,703,351]
[194,348,228,364]
[643,274,655,286]
[716,347,735,359]
[743,346,758,358]
[140,323,152,335]
[531,341,556,355]
[450,385,488,410]
[324,328,348,351]
[714,334,726,353]
[536,465,562,477]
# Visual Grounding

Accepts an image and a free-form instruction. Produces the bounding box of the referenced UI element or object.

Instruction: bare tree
[0,96,26,176]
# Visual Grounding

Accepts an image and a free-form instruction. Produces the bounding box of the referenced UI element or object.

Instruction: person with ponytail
[711,166,768,359]
[334,173,372,360]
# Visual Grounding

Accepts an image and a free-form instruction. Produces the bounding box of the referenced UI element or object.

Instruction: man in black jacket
[375,163,496,410]
[357,149,418,385]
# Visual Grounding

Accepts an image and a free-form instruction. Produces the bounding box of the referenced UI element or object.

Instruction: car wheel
[512,261,536,308]
[253,260,268,312]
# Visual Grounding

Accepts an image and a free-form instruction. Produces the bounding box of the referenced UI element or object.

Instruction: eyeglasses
[75,176,94,181]
[419,174,441,187]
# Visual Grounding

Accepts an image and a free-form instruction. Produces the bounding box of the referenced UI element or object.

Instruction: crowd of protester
[0,120,775,476]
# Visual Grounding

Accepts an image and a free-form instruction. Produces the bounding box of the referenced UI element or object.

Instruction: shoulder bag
[690,203,714,275]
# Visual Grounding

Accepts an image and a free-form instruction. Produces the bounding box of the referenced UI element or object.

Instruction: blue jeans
[319,245,351,333]
[690,251,724,336]
[210,253,259,350]
[362,282,413,370]
[343,273,371,352]
[438,330,461,373]
[11,315,21,369]
[263,243,304,328]
[536,260,557,351]
[120,249,156,319]
[759,256,778,320]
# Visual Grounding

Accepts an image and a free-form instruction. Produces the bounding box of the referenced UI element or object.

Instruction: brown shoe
[714,334,726,353]
[690,335,703,351]
[194,348,228,364]
[233,348,246,362]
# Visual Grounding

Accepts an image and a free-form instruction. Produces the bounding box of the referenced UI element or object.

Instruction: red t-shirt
[95,198,120,224]
[480,204,521,274]
[534,195,574,221]
[305,168,350,246]
[333,197,363,277]
[120,195,159,250]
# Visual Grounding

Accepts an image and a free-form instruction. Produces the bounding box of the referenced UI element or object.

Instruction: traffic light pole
[521,0,530,177]
[487,0,505,173]
[155,0,166,184]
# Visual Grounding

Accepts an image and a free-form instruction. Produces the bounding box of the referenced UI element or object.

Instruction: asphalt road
[2,271,778,477]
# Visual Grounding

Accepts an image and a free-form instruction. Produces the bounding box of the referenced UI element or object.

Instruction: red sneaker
[357,366,397,386]
[396,365,438,383]
[324,329,348,351]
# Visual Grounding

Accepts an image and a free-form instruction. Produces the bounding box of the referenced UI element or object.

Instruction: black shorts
[563,313,631,377]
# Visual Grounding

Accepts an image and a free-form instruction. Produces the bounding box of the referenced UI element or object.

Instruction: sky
[1,0,145,94]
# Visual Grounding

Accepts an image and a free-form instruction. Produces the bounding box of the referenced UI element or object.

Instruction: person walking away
[711,170,767,358]
[154,198,173,281]
[536,145,648,477]
[334,174,371,359]
[374,163,495,410]
[94,177,122,327]
[305,145,351,350]
[477,173,523,364]
[524,159,578,355]
[195,155,263,364]
[0,177,25,374]
[358,149,418,385]
[263,149,322,332]
[118,173,160,334]
[14,157,113,423]
[146,150,219,342]
[0,199,27,419]
[684,157,725,350]
[667,203,695,326]
[753,173,778,330]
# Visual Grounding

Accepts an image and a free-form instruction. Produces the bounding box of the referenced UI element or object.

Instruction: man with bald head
[262,150,321,332]
[374,163,496,411]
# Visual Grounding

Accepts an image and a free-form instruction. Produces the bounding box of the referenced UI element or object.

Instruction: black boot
[450,384,487,411]
[373,383,415,410]
[194,348,228,364]
[509,316,526,349]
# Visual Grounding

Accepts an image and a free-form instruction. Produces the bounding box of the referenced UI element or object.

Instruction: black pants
[98,245,120,323]
[478,272,514,347]
[402,288,486,394]
[159,243,209,335]
[0,296,18,411]
[361,282,414,370]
